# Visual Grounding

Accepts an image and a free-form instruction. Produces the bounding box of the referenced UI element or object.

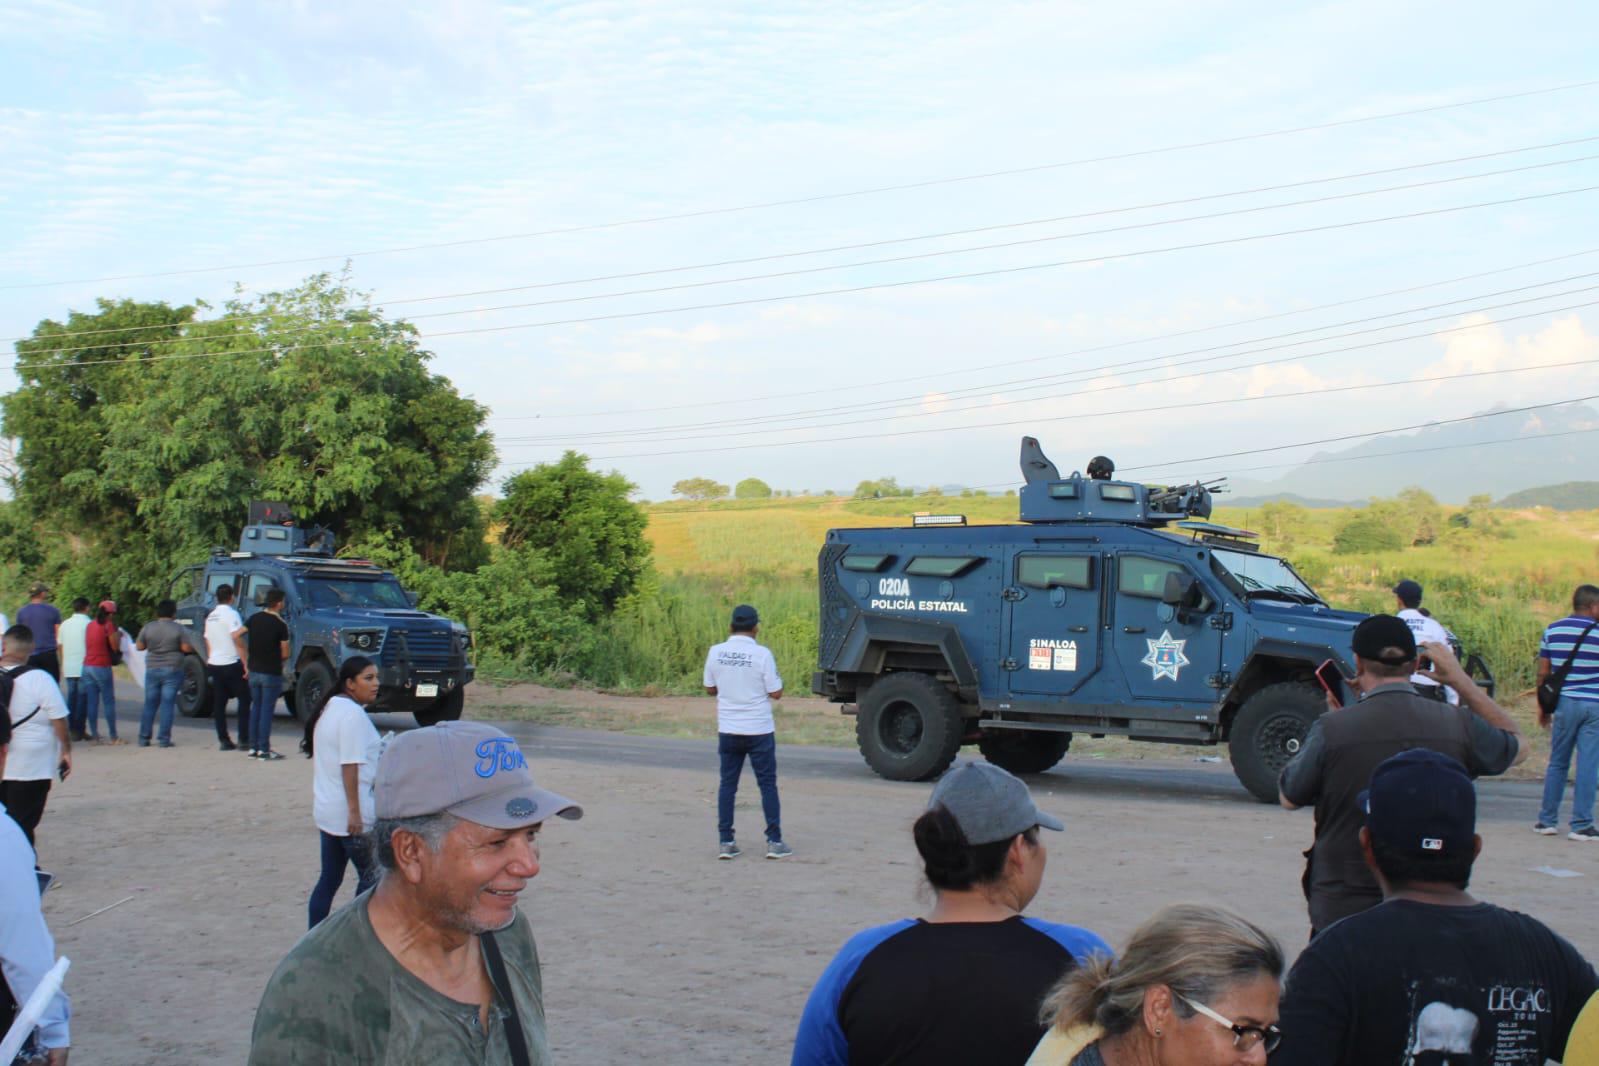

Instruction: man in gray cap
[250,721,582,1064]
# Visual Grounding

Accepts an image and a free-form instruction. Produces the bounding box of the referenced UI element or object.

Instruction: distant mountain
[1224,491,1353,509]
[1226,403,1599,504]
[1496,482,1599,510]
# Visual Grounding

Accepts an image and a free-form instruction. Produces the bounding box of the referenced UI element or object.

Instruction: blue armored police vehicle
[171,502,474,726]
[816,438,1379,802]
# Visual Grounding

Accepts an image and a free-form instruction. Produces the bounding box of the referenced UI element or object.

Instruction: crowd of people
[2,583,1599,1063]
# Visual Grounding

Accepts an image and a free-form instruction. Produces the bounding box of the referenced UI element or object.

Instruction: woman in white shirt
[300,656,381,928]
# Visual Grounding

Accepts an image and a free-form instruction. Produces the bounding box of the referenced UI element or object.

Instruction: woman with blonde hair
[1027,903,1284,1066]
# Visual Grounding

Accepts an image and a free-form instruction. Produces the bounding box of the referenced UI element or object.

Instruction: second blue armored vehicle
[813,438,1489,802]
[170,502,474,727]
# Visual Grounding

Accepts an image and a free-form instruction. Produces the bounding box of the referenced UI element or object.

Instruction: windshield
[1210,548,1322,604]
[305,577,412,610]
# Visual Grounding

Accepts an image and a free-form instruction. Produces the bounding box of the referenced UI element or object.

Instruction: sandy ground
[25,684,1599,1064]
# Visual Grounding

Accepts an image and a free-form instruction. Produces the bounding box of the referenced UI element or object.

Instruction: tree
[734,478,772,499]
[496,451,650,620]
[854,476,907,498]
[1332,513,1404,555]
[1256,500,1308,546]
[2,274,494,612]
[672,477,729,500]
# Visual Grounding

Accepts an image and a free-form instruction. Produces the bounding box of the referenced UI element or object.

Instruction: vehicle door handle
[1122,626,1145,633]
[1068,625,1088,633]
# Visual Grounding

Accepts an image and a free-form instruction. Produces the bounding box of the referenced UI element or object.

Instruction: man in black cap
[1276,749,1597,1064]
[1278,615,1526,935]
[1393,578,1458,703]
[703,604,790,860]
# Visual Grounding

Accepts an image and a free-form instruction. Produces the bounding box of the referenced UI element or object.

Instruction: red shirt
[83,619,118,667]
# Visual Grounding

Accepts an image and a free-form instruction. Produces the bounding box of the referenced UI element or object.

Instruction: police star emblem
[1141,630,1191,681]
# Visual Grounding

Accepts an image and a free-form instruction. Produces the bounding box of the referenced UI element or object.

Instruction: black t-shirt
[244,612,289,675]
[793,916,1111,1066]
[1274,899,1598,1065]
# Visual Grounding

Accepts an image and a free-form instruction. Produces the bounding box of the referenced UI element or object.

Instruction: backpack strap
[1554,621,1599,681]
[481,930,532,1066]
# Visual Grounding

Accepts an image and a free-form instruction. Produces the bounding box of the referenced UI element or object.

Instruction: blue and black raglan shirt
[791,917,1111,1066]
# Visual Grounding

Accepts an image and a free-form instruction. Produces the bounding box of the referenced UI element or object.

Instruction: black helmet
[1086,455,1115,480]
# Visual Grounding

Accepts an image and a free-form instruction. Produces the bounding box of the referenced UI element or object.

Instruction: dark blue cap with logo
[731,604,760,628]
[1360,748,1475,857]
[1393,579,1424,606]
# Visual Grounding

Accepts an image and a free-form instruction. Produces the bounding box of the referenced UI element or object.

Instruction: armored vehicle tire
[978,730,1072,775]
[293,660,335,726]
[856,672,965,782]
[176,653,211,718]
[1229,682,1324,803]
[414,686,465,727]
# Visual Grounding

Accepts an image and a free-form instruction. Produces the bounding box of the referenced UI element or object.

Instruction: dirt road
[29,693,1598,1064]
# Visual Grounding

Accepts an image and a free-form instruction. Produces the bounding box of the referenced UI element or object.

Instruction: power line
[10,77,1597,293]
[497,274,1599,444]
[497,296,1599,462]
[500,247,1599,421]
[18,148,1599,356]
[10,182,1599,375]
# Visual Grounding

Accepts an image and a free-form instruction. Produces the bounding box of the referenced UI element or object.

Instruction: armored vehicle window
[1048,483,1078,499]
[1118,556,1185,599]
[841,554,894,572]
[205,571,239,596]
[1098,484,1137,502]
[1016,555,1093,590]
[306,576,411,610]
[246,574,280,606]
[904,556,982,579]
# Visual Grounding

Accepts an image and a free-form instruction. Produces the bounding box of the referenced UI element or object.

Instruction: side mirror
[405,591,420,608]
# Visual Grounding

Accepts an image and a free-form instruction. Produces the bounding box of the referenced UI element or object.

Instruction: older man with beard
[249,722,583,1064]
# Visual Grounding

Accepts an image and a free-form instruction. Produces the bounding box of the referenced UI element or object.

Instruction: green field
[592,493,1599,700]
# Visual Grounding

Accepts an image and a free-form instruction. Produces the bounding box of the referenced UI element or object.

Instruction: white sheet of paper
[119,628,146,689]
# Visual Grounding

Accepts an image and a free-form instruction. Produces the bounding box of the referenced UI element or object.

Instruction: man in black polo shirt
[1278,615,1526,936]
[243,588,291,760]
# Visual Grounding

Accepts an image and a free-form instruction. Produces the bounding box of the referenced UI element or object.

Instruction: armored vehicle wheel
[176,653,211,717]
[1229,682,1324,803]
[414,685,465,727]
[978,730,1072,775]
[293,660,335,726]
[856,672,964,782]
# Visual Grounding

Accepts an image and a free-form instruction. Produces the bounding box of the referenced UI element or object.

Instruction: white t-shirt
[58,613,90,679]
[204,604,244,666]
[1399,607,1459,703]
[312,695,380,836]
[4,667,69,782]
[703,634,782,735]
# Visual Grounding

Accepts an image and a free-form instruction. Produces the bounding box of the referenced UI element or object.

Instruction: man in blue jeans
[244,588,291,760]
[704,604,791,860]
[1535,583,1599,841]
[136,599,193,747]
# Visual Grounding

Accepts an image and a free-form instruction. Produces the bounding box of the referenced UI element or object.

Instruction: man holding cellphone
[1279,614,1526,936]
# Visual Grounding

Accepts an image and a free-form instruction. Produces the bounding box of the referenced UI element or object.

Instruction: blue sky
[3,1,1598,500]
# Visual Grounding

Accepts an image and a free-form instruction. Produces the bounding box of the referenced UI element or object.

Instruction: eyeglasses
[1174,993,1282,1053]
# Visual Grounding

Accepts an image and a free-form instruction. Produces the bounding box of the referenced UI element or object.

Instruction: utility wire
[10,182,1599,375]
[499,273,1599,444]
[17,148,1599,356]
[10,77,1597,293]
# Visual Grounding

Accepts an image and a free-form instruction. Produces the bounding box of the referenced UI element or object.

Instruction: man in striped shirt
[1536,584,1599,841]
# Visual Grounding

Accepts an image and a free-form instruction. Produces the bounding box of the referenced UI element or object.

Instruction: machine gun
[1147,479,1226,521]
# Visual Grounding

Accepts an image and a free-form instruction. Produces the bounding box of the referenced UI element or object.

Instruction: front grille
[381,628,456,671]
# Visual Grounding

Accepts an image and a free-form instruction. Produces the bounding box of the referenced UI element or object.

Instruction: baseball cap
[98,599,117,614]
[27,582,50,596]
[1351,614,1417,665]
[929,761,1064,845]
[730,604,759,628]
[1359,749,1475,858]
[1393,579,1423,606]
[374,721,583,830]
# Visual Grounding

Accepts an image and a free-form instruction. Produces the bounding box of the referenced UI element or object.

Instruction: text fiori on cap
[475,736,528,779]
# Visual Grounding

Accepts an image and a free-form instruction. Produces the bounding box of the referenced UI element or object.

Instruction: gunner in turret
[1086,456,1115,481]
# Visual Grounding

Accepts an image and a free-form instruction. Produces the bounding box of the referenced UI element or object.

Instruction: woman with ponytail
[792,762,1110,1066]
[302,656,381,928]
[1026,904,1284,1065]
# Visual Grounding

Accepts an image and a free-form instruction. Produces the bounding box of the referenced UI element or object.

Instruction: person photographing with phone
[1278,614,1527,937]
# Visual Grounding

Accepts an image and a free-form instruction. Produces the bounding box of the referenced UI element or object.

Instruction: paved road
[125,678,1547,823]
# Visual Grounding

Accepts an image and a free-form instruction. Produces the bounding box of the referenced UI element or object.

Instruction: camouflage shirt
[249,895,551,1064]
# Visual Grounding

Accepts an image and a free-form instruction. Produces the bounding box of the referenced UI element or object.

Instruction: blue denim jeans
[717,732,781,843]
[139,666,183,745]
[64,676,87,737]
[82,665,117,739]
[1540,695,1599,831]
[248,673,284,754]
[308,831,377,928]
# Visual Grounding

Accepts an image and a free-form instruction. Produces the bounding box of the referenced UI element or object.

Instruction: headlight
[344,630,380,650]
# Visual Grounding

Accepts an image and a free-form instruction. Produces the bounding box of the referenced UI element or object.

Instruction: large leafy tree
[3,273,494,611]
[496,451,649,620]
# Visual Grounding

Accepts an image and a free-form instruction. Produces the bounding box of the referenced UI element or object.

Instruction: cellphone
[57,759,69,782]
[1315,659,1352,709]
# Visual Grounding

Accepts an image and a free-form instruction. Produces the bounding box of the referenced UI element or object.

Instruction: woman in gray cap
[792,761,1110,1066]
